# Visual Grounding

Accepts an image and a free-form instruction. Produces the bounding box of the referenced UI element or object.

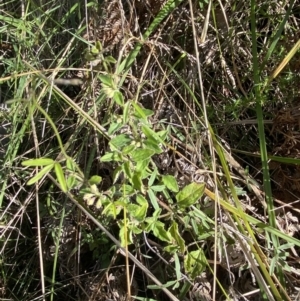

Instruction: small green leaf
[84,51,99,61]
[132,172,144,193]
[101,152,123,162]
[164,245,179,253]
[55,163,67,192]
[142,125,164,143]
[133,194,148,221]
[150,185,165,192]
[99,74,113,86]
[110,134,131,149]
[184,250,206,279]
[131,148,155,162]
[66,158,76,171]
[89,175,102,185]
[162,175,179,192]
[108,121,123,135]
[142,109,154,117]
[105,55,117,64]
[147,188,159,210]
[22,158,54,166]
[123,101,130,124]
[122,144,136,155]
[136,194,148,206]
[130,224,143,234]
[119,184,135,195]
[66,174,79,190]
[174,252,182,281]
[100,153,114,162]
[145,208,161,231]
[102,84,116,98]
[143,138,163,154]
[119,222,133,247]
[169,221,185,253]
[95,41,103,51]
[157,129,169,141]
[136,158,150,174]
[112,166,123,184]
[122,162,132,179]
[90,45,99,54]
[113,90,124,106]
[128,203,139,213]
[153,221,171,242]
[176,183,205,209]
[102,201,120,218]
[148,167,158,187]
[132,102,148,119]
[27,164,54,185]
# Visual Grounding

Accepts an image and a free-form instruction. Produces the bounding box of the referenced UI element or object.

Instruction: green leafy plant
[2,1,300,300]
